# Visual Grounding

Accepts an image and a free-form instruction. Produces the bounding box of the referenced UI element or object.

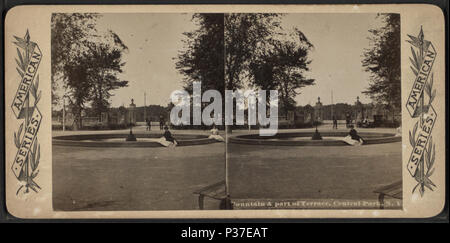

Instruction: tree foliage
[362,14,401,113]
[51,13,128,128]
[224,13,283,91]
[225,14,314,114]
[249,28,314,114]
[51,13,99,106]
[175,14,224,95]
[175,13,315,124]
[83,41,128,116]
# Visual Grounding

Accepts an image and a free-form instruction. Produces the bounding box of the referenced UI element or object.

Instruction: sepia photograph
[5,3,445,219]
[226,13,402,209]
[50,12,402,211]
[51,13,226,210]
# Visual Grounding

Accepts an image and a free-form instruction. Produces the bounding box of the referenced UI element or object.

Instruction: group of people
[156,121,365,147]
[156,124,365,147]
[155,124,225,148]
[151,114,401,147]
[331,116,365,145]
[145,116,167,131]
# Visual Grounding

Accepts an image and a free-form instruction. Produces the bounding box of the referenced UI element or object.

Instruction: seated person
[208,125,225,142]
[342,125,364,146]
[362,118,368,124]
[157,125,178,147]
[395,126,402,137]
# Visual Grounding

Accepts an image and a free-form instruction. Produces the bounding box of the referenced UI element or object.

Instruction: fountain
[311,97,323,140]
[311,122,322,140]
[229,95,400,146]
[53,97,219,147]
[53,133,218,147]
[126,98,137,141]
[229,131,401,146]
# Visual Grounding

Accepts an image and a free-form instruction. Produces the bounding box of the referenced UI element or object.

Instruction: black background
[1,0,448,237]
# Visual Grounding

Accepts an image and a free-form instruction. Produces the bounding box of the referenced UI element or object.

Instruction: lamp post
[312,97,323,140]
[311,119,322,140]
[126,98,137,141]
[126,125,136,141]
[144,92,147,122]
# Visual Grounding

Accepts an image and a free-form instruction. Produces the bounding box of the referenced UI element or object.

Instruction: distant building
[285,96,400,128]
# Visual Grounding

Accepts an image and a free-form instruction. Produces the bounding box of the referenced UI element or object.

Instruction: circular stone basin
[53,133,217,147]
[229,131,401,146]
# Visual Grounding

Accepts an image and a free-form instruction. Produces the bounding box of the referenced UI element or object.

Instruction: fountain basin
[53,133,218,147]
[228,131,401,146]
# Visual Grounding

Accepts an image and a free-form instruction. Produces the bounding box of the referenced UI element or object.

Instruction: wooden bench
[373,180,402,209]
[193,180,227,210]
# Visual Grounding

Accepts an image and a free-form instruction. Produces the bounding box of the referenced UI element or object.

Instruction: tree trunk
[73,103,83,130]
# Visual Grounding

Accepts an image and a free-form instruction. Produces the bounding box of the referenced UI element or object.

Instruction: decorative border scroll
[10,30,43,196]
[406,27,437,196]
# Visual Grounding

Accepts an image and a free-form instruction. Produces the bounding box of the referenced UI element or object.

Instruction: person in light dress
[342,125,364,146]
[208,125,225,142]
[395,126,402,137]
[157,125,178,147]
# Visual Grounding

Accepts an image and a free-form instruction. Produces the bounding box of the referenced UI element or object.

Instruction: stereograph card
[3,4,446,218]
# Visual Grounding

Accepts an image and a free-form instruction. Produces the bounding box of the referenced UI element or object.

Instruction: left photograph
[51,13,226,211]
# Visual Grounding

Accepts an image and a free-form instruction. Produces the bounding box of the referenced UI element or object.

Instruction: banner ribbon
[11,44,42,119]
[406,106,436,176]
[405,43,436,118]
[406,42,437,177]
[10,41,42,179]
[12,109,42,178]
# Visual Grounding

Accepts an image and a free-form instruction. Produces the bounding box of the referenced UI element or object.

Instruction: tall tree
[224,14,287,132]
[224,13,282,91]
[51,13,99,107]
[362,14,401,121]
[249,28,315,115]
[52,13,129,129]
[84,38,129,117]
[175,14,224,95]
[62,55,93,128]
[176,13,315,128]
[175,14,225,125]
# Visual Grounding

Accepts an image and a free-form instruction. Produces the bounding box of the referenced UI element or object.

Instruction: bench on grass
[373,180,402,209]
[193,180,228,210]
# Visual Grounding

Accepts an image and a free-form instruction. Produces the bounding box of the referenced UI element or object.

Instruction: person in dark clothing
[159,115,164,130]
[333,116,338,129]
[342,125,364,145]
[146,118,151,131]
[163,126,177,143]
[349,125,364,143]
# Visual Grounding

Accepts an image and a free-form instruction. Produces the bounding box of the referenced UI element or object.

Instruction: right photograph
[225,13,402,209]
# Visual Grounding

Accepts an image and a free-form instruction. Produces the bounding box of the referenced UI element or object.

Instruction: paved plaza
[53,125,401,210]
[228,126,402,201]
[53,126,225,211]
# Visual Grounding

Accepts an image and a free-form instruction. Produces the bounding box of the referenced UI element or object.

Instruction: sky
[281,13,383,106]
[96,13,196,107]
[94,13,384,108]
